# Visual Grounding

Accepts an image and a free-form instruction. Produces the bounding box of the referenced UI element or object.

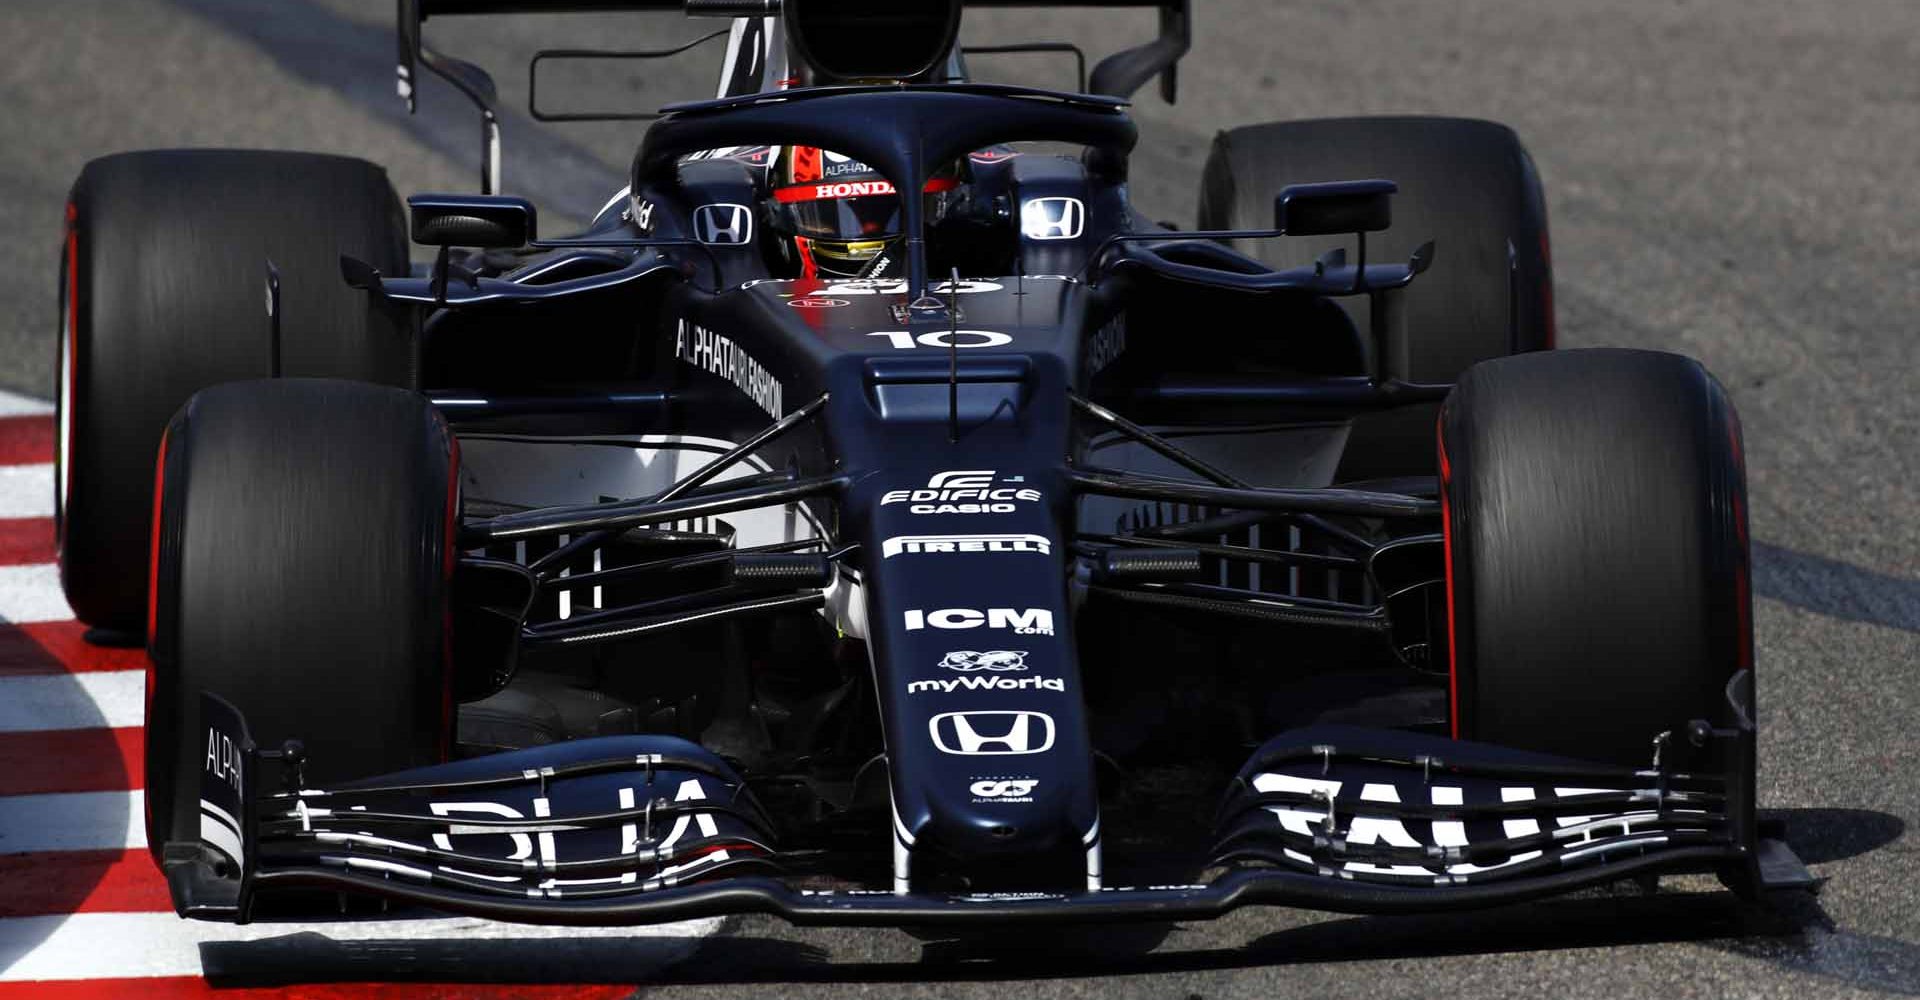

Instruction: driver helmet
[773,147,962,280]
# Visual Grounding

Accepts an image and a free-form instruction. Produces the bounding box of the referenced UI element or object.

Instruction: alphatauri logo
[970,778,1039,801]
[904,608,1054,636]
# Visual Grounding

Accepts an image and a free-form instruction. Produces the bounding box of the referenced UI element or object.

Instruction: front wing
[170,677,1811,927]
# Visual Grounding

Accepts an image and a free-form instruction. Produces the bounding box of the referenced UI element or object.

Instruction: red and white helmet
[773,147,962,280]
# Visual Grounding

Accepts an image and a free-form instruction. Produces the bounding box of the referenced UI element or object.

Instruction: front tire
[59,150,412,633]
[1198,117,1555,479]
[145,379,455,860]
[1438,349,1752,767]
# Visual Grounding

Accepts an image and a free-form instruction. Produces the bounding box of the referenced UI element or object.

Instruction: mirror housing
[409,194,537,248]
[1274,179,1396,236]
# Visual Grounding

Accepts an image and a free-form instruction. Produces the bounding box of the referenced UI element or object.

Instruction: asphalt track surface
[0,1,1916,996]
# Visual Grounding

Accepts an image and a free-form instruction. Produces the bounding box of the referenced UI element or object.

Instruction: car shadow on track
[678,891,1920,997]
[1754,543,1920,634]
[659,806,1907,986]
[197,924,715,987]
[664,892,1822,983]
[0,626,135,978]
[652,808,1910,991]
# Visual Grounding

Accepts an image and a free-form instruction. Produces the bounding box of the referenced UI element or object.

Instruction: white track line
[0,670,145,732]
[0,465,53,518]
[0,790,143,854]
[0,390,51,418]
[0,563,72,624]
[0,910,723,981]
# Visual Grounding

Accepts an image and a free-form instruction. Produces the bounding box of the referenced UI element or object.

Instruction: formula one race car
[56,0,1811,926]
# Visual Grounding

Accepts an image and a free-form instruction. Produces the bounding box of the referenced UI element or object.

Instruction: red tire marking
[1437,414,1462,739]
[0,621,149,676]
[0,415,53,465]
[63,200,80,552]
[0,726,142,795]
[0,849,169,918]
[0,517,54,566]
[144,425,169,860]
[146,426,169,646]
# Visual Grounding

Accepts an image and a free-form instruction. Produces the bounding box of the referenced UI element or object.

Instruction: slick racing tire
[145,379,455,862]
[1438,349,1753,768]
[59,150,412,634]
[1197,117,1554,480]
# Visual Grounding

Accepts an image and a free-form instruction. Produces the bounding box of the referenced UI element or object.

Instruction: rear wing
[397,0,1189,192]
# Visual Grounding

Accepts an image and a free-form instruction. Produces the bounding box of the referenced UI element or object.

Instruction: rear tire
[145,379,455,860]
[1438,349,1752,767]
[59,150,412,632]
[1198,117,1554,479]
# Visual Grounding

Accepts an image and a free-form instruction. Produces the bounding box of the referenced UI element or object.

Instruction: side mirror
[408,194,537,248]
[1274,179,1396,237]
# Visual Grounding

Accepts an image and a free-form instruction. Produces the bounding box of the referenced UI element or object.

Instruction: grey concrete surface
[1,1,1914,996]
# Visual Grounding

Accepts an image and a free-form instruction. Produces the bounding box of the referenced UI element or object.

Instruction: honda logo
[694,203,753,245]
[1020,197,1085,241]
[930,711,1057,755]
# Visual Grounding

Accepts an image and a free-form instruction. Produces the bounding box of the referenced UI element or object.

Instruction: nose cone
[897,758,1091,860]
[846,468,1100,871]
[888,691,1098,862]
[905,709,1081,856]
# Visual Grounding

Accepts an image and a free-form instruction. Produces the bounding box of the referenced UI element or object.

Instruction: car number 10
[868,330,1014,350]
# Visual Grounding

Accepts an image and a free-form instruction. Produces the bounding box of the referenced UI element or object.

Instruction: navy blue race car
[52,0,1809,926]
